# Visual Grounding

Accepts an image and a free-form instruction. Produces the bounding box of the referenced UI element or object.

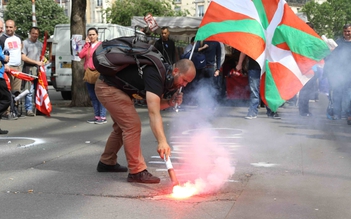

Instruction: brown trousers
[94,79,147,174]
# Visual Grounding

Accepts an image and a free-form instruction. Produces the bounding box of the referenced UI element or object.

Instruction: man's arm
[236,52,246,72]
[146,91,171,159]
[21,54,43,66]
[21,40,43,66]
[214,42,222,76]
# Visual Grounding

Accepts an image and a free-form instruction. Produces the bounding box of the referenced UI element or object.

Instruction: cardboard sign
[144,13,158,32]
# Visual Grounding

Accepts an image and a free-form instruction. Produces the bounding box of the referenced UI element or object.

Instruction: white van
[49,23,145,100]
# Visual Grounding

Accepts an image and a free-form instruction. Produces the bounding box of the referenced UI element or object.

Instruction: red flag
[3,72,11,90]
[9,69,36,81]
[35,70,52,116]
[39,65,48,89]
[39,31,49,89]
[40,31,48,61]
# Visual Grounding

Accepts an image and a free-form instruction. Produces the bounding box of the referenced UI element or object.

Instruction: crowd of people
[0,20,47,134]
[1,22,350,184]
[179,23,351,123]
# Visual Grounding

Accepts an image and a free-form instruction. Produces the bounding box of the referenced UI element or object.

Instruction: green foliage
[4,0,69,40]
[301,0,351,39]
[105,0,189,26]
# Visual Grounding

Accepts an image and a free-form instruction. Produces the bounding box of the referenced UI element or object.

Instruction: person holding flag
[21,26,45,117]
[194,0,330,112]
[236,52,280,119]
[0,20,22,119]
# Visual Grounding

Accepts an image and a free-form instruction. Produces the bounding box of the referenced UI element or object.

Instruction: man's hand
[4,64,10,72]
[157,142,171,160]
[36,60,44,66]
[171,89,183,107]
[214,69,220,77]
[235,64,242,72]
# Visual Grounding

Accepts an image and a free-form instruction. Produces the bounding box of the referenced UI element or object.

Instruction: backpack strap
[141,52,167,81]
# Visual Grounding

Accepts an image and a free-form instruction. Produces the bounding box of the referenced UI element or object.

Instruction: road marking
[250,162,278,167]
[149,128,243,171]
[0,137,45,148]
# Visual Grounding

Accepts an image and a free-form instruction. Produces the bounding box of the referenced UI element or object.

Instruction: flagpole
[32,0,36,27]
[10,70,38,79]
[188,41,197,60]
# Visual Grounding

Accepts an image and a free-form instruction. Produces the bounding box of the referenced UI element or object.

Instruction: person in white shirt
[0,20,22,119]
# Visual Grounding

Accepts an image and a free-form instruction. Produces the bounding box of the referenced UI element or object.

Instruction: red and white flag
[35,66,52,116]
[9,69,36,82]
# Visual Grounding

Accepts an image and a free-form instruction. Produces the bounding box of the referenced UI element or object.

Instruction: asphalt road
[0,87,350,219]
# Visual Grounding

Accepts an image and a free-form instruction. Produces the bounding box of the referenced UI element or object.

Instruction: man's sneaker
[87,119,98,124]
[97,161,128,172]
[333,115,341,120]
[2,113,18,120]
[18,114,26,118]
[269,112,281,119]
[245,113,257,119]
[26,110,35,116]
[127,169,160,184]
[300,112,312,117]
[0,129,9,134]
[95,119,107,125]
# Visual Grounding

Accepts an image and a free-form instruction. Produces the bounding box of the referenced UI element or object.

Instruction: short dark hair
[87,27,98,34]
[29,26,40,34]
[343,24,351,29]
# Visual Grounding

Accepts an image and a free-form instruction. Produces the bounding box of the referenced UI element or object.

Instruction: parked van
[49,23,144,100]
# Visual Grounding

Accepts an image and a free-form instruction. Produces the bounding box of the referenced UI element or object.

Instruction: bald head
[5,20,16,36]
[171,59,196,89]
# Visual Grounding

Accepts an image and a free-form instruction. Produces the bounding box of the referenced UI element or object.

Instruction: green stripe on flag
[272,25,330,60]
[195,19,265,41]
[252,0,269,29]
[265,62,285,112]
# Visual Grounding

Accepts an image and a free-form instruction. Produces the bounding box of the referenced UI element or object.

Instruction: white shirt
[3,34,22,66]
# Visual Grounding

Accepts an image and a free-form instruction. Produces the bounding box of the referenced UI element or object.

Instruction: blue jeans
[24,83,34,111]
[87,82,106,118]
[331,83,351,118]
[247,69,261,115]
[196,66,219,109]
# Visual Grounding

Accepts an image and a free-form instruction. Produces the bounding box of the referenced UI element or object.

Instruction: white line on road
[0,137,45,148]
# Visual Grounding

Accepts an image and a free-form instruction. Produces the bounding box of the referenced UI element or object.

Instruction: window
[97,0,102,7]
[175,6,181,12]
[174,0,181,3]
[198,5,204,17]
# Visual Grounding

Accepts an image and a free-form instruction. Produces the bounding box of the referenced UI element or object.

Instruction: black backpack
[93,36,167,80]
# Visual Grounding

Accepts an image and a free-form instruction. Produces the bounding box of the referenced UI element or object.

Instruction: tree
[4,0,69,39]
[70,0,91,107]
[301,0,351,39]
[105,0,189,26]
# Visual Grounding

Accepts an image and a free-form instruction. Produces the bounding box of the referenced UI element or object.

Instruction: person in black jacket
[154,27,177,65]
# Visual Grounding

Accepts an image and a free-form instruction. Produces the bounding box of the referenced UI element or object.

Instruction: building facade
[0,0,327,24]
[173,0,327,17]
